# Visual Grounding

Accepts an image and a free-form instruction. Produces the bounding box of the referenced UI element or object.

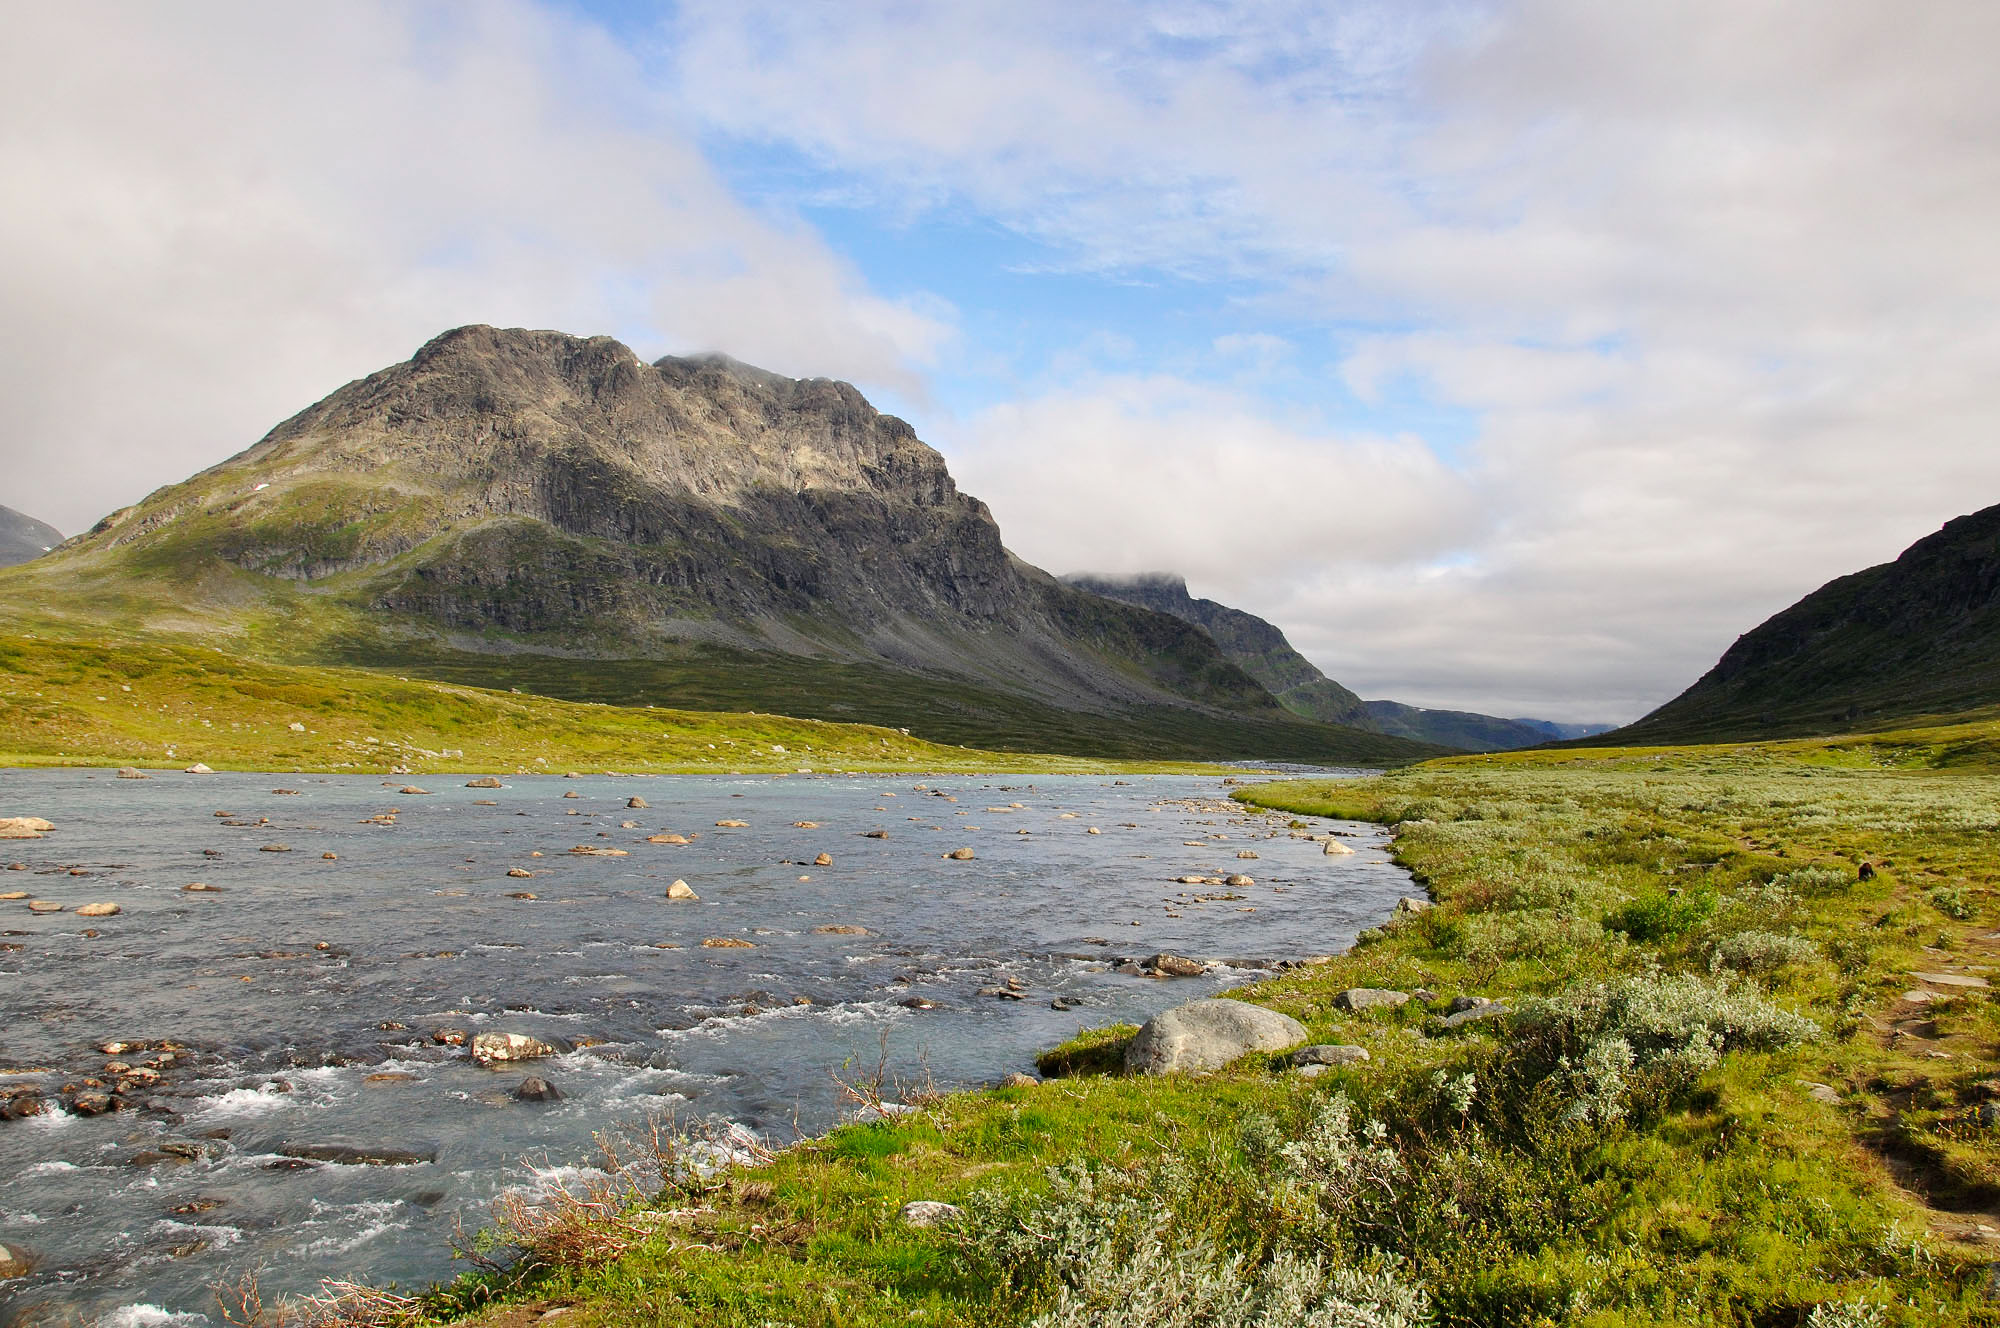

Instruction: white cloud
[0,1,951,534]
[675,0,2000,721]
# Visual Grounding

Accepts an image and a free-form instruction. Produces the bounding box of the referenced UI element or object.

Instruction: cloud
[674,0,2000,721]
[0,1,951,534]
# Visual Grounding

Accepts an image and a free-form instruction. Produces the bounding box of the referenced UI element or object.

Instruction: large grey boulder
[1124,998,1306,1075]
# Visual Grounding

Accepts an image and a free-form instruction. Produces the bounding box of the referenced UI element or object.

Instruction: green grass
[0,633,1216,775]
[263,719,2000,1327]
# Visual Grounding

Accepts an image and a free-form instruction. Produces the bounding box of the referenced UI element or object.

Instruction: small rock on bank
[1124,998,1306,1075]
[1332,988,1411,1013]
[899,1200,964,1228]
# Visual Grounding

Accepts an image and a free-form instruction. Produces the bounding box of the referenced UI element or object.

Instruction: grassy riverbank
[0,635,1214,776]
[232,722,2000,1326]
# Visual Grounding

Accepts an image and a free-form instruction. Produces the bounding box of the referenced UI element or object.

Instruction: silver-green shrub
[1708,929,1821,975]
[1521,971,1821,1079]
[1025,1243,1432,1328]
[1805,1300,1886,1328]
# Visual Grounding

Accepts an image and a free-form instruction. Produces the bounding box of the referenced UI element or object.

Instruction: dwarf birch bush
[1521,972,1820,1078]
[1708,928,1822,975]
[1026,1244,1432,1328]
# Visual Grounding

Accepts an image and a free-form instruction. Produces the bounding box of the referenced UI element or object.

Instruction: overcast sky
[4,2,1996,722]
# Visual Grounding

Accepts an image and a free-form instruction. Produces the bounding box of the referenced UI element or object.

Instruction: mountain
[0,326,1437,765]
[1062,572,1592,751]
[1357,701,1610,750]
[1061,573,1369,725]
[0,505,62,567]
[1611,502,2000,744]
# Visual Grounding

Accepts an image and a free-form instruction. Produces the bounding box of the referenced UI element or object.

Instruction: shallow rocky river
[0,768,1409,1324]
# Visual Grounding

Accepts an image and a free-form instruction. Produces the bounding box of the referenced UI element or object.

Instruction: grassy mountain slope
[1612,502,2000,744]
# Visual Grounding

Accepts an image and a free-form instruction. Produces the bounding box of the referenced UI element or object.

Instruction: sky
[4,1,1996,723]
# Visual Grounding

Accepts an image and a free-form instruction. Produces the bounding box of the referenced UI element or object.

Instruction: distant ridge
[0,504,63,568]
[1608,500,2000,743]
[1062,572,1601,751]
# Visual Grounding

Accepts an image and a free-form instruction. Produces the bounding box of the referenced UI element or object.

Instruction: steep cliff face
[38,327,1303,721]
[0,505,62,568]
[1613,502,2000,742]
[1062,573,1368,724]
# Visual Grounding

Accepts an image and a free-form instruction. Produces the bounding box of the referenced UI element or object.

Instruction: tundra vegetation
[0,634,1215,775]
[223,720,2000,1325]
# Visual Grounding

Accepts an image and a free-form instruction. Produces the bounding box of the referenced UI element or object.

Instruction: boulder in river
[812,924,868,935]
[466,777,505,788]
[1324,839,1354,855]
[1225,874,1254,887]
[116,767,149,779]
[702,936,755,948]
[1125,999,1306,1075]
[1145,953,1208,977]
[944,847,975,860]
[26,900,62,913]
[648,833,693,844]
[862,830,889,839]
[470,1032,559,1065]
[182,882,221,892]
[0,817,52,838]
[513,1076,562,1102]
[0,1242,34,1279]
[716,819,750,828]
[184,763,214,774]
[666,879,699,900]
[507,868,534,878]
[76,902,121,917]
[278,1141,437,1166]
[813,852,833,867]
[627,796,648,809]
[259,844,291,853]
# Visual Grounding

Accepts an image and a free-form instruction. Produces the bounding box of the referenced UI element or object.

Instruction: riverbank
[270,719,1998,1328]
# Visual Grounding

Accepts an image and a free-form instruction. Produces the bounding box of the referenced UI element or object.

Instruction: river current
[0,768,1408,1324]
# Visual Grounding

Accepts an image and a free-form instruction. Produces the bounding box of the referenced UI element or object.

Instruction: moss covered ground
[234,719,2000,1327]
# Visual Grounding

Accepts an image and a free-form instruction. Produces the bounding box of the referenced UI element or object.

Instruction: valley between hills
[5,329,2000,1326]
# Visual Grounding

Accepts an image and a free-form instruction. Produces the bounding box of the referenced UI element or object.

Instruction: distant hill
[1359,701,1611,750]
[1062,572,1599,751]
[0,505,62,567]
[0,327,1438,766]
[1610,501,2000,744]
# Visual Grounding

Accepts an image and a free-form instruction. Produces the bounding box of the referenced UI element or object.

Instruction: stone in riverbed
[507,868,534,878]
[814,852,833,866]
[863,829,889,839]
[1145,953,1207,977]
[627,796,648,809]
[184,764,213,773]
[182,882,220,892]
[702,936,755,948]
[716,819,749,828]
[26,900,62,913]
[944,847,975,860]
[649,833,692,844]
[0,1242,34,1279]
[0,891,25,900]
[812,924,867,935]
[76,902,121,917]
[1225,874,1254,887]
[666,879,698,900]
[116,767,149,779]
[470,1032,559,1065]
[260,844,291,853]
[278,1141,437,1166]
[1324,839,1354,855]
[0,817,54,838]
[466,777,504,788]
[1333,988,1410,1013]
[1124,998,1307,1075]
[513,1076,562,1102]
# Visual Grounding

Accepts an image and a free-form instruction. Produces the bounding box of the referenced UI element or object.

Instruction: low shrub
[1708,928,1822,975]
[1604,889,1717,942]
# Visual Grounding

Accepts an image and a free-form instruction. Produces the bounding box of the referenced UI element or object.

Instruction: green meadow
[233,720,2000,1327]
[0,634,1197,776]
